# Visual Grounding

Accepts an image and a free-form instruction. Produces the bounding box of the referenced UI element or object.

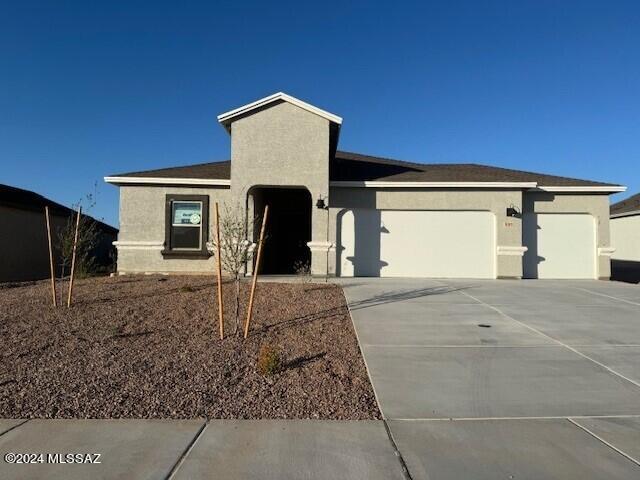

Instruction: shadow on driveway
[348,285,473,311]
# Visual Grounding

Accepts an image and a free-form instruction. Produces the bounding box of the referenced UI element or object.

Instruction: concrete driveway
[341,278,640,479]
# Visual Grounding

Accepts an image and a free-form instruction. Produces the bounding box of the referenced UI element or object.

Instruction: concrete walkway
[341,278,640,479]
[0,419,405,480]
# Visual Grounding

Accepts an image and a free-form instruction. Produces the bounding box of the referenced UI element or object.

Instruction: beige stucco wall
[230,101,331,274]
[523,192,612,279]
[115,184,615,279]
[329,188,524,278]
[611,214,640,262]
[117,185,230,273]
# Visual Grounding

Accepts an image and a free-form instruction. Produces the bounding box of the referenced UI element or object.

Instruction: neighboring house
[610,192,640,283]
[0,184,118,282]
[105,92,625,280]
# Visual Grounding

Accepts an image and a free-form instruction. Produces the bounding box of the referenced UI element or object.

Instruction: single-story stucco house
[0,183,118,282]
[610,192,640,283]
[105,92,626,280]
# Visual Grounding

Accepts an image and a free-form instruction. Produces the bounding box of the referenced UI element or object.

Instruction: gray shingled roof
[110,151,620,187]
[111,160,231,180]
[611,192,640,216]
[331,151,619,186]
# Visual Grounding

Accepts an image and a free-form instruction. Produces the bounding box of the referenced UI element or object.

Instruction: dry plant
[257,344,282,376]
[293,259,312,283]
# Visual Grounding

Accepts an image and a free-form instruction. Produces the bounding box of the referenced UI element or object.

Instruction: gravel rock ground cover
[0,276,380,419]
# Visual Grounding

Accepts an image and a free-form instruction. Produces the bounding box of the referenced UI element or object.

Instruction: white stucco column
[307,241,335,276]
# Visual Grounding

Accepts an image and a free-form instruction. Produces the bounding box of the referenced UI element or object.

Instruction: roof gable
[217,92,342,132]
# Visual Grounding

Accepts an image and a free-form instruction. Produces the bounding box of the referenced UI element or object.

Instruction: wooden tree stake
[244,205,269,339]
[214,202,224,340]
[67,206,82,308]
[45,206,57,307]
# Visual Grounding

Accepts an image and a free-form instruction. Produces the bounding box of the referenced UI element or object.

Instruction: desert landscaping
[0,275,379,420]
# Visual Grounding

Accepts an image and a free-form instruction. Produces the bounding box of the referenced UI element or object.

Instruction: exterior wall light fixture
[316,196,327,209]
[506,206,521,217]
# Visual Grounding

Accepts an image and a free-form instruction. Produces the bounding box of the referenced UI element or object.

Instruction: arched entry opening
[249,187,312,274]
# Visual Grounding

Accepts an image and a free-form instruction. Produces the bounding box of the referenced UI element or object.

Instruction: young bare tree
[56,188,100,303]
[207,203,254,335]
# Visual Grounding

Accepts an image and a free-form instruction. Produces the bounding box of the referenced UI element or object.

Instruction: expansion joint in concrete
[567,418,640,468]
[383,420,414,480]
[166,421,208,479]
[0,419,29,438]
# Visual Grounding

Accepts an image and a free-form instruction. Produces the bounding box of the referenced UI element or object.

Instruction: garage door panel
[523,213,596,279]
[339,209,496,278]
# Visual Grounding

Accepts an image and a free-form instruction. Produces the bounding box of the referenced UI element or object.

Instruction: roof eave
[104,176,231,187]
[330,181,539,188]
[611,210,640,219]
[329,182,626,191]
[532,186,627,193]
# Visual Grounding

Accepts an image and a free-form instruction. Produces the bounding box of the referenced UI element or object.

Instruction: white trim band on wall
[113,241,165,250]
[497,246,529,256]
[597,247,616,257]
[104,176,231,187]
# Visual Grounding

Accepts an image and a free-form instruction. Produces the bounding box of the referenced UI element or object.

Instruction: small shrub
[293,260,312,283]
[257,344,282,376]
[180,285,196,293]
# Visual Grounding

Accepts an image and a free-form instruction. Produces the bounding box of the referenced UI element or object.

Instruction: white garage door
[523,213,596,279]
[338,210,496,278]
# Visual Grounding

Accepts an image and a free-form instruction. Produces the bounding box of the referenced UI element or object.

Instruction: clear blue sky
[2,1,639,228]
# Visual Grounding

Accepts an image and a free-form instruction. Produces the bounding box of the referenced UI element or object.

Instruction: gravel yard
[0,276,379,419]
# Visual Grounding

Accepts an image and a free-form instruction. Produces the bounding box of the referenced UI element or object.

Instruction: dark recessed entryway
[250,187,312,274]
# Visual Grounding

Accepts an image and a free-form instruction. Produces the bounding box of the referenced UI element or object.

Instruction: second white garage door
[523,213,596,279]
[338,210,496,278]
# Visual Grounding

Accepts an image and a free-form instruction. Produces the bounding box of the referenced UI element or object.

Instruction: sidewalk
[0,419,406,480]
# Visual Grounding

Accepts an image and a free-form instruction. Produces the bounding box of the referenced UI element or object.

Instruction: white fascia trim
[533,186,627,193]
[113,241,164,250]
[330,181,538,189]
[611,210,640,219]
[217,92,343,127]
[497,246,529,256]
[104,176,231,187]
